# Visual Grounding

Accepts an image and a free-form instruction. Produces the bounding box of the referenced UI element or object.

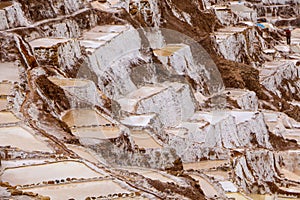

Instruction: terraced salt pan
[71,126,120,139]
[214,27,248,41]
[205,170,229,180]
[264,60,297,69]
[291,28,300,44]
[180,120,210,134]
[183,160,228,170]
[82,25,129,42]
[164,128,189,139]
[0,62,19,82]
[280,150,300,177]
[214,26,248,43]
[220,181,238,192]
[118,86,166,113]
[22,180,130,200]
[91,25,129,33]
[190,110,255,125]
[121,167,173,183]
[0,82,13,95]
[0,98,8,111]
[62,109,112,127]
[230,111,256,124]
[82,32,119,41]
[280,186,300,194]
[274,45,290,53]
[190,174,219,199]
[217,27,248,33]
[265,16,296,25]
[0,126,52,152]
[91,1,118,12]
[211,5,228,10]
[292,28,300,38]
[225,88,249,97]
[79,40,105,49]
[29,38,70,48]
[153,44,186,57]
[263,111,297,125]
[263,49,276,54]
[226,193,249,200]
[0,111,20,124]
[121,114,156,127]
[1,159,56,170]
[248,194,297,200]
[126,86,165,99]
[49,77,106,108]
[280,168,300,182]
[2,161,103,186]
[283,129,300,144]
[80,25,129,46]
[48,77,90,87]
[131,130,162,149]
[66,144,99,163]
[230,4,254,12]
[189,111,229,125]
[263,111,280,122]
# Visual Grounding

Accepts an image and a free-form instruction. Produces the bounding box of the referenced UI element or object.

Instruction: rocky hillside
[0,0,300,199]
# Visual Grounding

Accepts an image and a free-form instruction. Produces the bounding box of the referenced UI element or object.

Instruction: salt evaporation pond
[248,194,298,200]
[2,161,103,185]
[154,44,186,57]
[66,144,100,163]
[62,109,112,127]
[121,167,173,183]
[0,62,19,82]
[0,82,13,95]
[131,131,162,149]
[0,112,20,124]
[183,160,228,170]
[0,126,51,152]
[30,38,70,48]
[0,98,8,111]
[22,180,130,200]
[226,192,249,200]
[190,174,219,198]
[71,126,120,139]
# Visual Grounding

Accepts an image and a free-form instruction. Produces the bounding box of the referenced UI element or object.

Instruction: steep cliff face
[233,150,282,193]
[166,111,272,162]
[213,26,267,64]
[260,60,300,100]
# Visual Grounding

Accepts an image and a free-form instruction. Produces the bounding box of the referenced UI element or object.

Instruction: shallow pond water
[2,160,103,186]
[22,180,130,200]
[0,126,51,152]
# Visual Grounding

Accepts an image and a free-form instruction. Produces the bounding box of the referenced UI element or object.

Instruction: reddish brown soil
[35,75,70,112]
[147,178,205,200]
[269,132,300,151]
